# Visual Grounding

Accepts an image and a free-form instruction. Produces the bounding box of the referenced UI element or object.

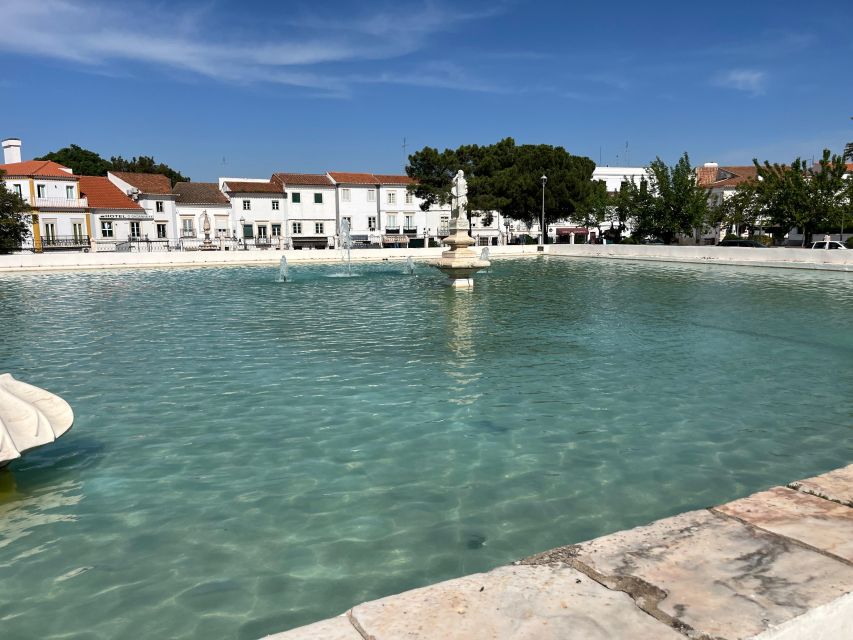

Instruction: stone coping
[265,464,853,640]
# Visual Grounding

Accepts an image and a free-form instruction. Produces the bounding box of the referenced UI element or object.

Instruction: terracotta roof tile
[0,160,76,179]
[328,172,378,185]
[110,172,173,194]
[79,176,143,210]
[272,172,334,186]
[223,180,282,193]
[374,174,414,185]
[697,165,758,188]
[173,182,230,204]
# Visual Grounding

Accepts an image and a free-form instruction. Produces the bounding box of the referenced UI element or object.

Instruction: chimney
[2,138,22,164]
[703,162,718,168]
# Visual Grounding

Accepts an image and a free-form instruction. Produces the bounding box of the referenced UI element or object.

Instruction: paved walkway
[266,464,853,639]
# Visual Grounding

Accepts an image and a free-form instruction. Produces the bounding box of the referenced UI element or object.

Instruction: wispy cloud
[0,0,509,96]
[712,69,767,96]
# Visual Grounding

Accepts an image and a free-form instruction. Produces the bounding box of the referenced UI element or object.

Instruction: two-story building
[1,138,90,252]
[271,173,336,249]
[78,176,151,250]
[107,172,177,242]
[173,182,234,248]
[220,178,285,248]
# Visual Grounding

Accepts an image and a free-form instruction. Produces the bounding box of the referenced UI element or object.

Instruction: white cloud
[712,69,767,96]
[0,0,507,96]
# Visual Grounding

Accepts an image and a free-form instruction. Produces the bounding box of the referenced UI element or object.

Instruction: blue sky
[2,0,852,181]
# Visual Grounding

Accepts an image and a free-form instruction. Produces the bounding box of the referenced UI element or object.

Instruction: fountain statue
[200,211,215,251]
[0,373,74,468]
[432,170,489,287]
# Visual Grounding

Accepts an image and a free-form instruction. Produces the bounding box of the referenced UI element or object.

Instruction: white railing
[34,197,89,209]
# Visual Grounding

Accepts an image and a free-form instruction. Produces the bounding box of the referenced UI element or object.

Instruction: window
[387,191,396,204]
[66,185,75,199]
[291,192,301,204]
[101,221,114,238]
[272,200,280,210]
[368,216,376,231]
[156,201,164,213]
[315,222,324,234]
[314,193,323,204]
[242,224,253,239]
[43,222,56,242]
[182,219,195,237]
[404,215,414,230]
[242,200,251,211]
[292,222,302,234]
[341,188,351,202]
[13,184,21,197]
[367,189,376,202]
[157,223,167,239]
[387,214,397,228]
[37,184,46,198]
[405,191,413,204]
[257,225,267,238]
[72,222,84,241]
[130,221,141,239]
[439,216,449,234]
[271,224,281,237]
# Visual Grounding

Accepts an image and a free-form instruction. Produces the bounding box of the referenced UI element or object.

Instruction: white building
[173,182,234,248]
[327,172,383,246]
[107,172,177,242]
[271,173,337,249]
[79,176,152,250]
[1,138,90,252]
[591,165,650,193]
[220,178,286,248]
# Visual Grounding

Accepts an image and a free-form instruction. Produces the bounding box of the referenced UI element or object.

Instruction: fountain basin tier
[430,256,491,287]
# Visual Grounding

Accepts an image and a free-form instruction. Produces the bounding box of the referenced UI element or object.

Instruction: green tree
[709,181,762,237]
[36,144,113,176]
[0,171,31,252]
[406,138,597,241]
[109,155,190,187]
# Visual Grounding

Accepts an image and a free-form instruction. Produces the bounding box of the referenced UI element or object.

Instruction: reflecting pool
[0,258,851,639]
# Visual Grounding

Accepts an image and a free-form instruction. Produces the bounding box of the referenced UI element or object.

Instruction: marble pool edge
[264,463,853,640]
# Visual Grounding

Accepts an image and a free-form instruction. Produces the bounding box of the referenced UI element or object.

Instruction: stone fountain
[0,374,74,468]
[432,170,490,287]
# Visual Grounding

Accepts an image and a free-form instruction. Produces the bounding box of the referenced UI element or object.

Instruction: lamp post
[240,217,247,250]
[540,175,547,245]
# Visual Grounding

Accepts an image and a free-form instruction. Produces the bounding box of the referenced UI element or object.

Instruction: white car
[810,241,847,250]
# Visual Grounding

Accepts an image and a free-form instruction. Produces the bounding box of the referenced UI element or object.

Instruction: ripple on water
[0,258,850,639]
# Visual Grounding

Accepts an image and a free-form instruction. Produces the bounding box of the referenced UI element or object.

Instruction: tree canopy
[35,145,190,186]
[406,138,597,233]
[0,171,31,252]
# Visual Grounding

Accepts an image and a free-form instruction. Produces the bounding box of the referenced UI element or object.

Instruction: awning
[556,227,589,235]
[382,235,410,244]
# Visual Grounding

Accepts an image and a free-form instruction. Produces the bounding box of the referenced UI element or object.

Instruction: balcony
[40,235,90,250]
[385,227,400,234]
[403,227,418,235]
[35,197,88,209]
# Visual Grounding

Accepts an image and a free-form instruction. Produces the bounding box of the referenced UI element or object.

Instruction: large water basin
[0,257,850,639]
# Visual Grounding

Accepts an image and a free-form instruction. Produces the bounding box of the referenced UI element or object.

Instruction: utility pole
[402,137,408,171]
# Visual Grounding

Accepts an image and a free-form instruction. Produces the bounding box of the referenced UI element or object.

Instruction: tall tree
[109,155,190,186]
[406,138,597,239]
[709,181,762,237]
[624,154,709,244]
[0,171,31,252]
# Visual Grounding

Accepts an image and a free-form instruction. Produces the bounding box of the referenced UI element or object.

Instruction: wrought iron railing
[40,235,90,249]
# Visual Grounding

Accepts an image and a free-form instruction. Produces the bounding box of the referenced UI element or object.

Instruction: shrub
[846,237,853,249]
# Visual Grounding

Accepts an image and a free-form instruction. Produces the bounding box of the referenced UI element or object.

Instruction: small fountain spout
[404,256,415,275]
[480,247,490,261]
[277,256,289,282]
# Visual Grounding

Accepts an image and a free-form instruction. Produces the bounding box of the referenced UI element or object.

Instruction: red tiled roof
[328,172,378,185]
[271,172,334,186]
[0,160,76,179]
[696,165,758,189]
[173,182,230,204]
[374,174,414,185]
[223,180,282,193]
[110,171,172,194]
[79,176,143,210]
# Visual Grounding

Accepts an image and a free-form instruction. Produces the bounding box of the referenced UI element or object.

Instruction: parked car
[718,239,766,248]
[810,241,847,250]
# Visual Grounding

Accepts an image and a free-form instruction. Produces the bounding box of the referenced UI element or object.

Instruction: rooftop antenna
[402,137,408,170]
[625,141,629,166]
[599,146,602,165]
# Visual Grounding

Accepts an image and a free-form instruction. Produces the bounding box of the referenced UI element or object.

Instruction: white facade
[107,173,177,241]
[220,178,287,248]
[283,186,336,249]
[591,166,650,193]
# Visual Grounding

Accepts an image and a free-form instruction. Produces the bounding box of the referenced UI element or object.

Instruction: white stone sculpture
[0,373,74,467]
[432,170,489,287]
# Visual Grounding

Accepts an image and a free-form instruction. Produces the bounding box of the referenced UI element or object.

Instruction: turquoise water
[0,257,851,639]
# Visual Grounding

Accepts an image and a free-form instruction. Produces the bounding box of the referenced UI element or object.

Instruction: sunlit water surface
[0,257,850,639]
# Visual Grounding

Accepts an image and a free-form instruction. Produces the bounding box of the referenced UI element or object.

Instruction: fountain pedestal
[433,218,489,288]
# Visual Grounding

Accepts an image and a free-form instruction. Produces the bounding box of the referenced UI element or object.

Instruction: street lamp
[240,216,247,250]
[540,175,547,245]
